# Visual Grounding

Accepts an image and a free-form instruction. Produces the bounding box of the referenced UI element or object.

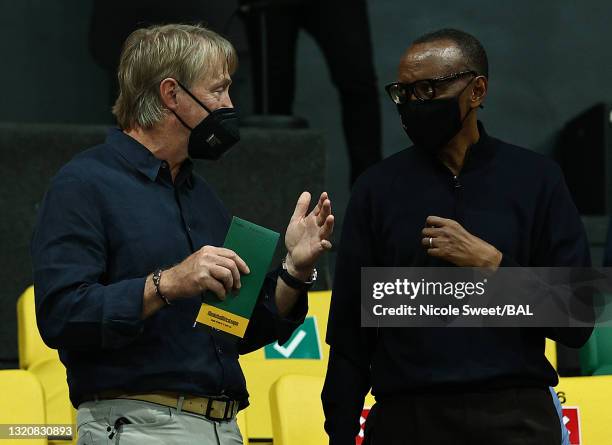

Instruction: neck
[124,121,188,182]
[437,113,480,176]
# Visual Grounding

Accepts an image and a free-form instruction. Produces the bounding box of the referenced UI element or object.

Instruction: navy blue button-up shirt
[31,129,307,408]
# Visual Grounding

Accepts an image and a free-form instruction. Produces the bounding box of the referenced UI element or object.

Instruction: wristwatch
[279,257,317,291]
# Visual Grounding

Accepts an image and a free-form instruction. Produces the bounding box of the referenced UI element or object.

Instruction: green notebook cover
[195,216,280,337]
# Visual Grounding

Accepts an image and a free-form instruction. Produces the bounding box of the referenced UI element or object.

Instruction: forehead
[192,67,232,91]
[398,40,466,83]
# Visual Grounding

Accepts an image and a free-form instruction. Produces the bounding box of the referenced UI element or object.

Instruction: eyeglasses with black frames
[385,70,478,104]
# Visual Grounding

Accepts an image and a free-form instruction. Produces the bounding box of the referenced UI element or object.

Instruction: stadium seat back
[0,369,48,445]
[556,375,612,444]
[29,359,74,444]
[269,374,327,445]
[17,286,59,369]
[240,291,331,439]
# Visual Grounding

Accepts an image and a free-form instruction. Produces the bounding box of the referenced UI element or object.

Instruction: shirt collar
[421,120,496,174]
[460,120,496,172]
[107,128,194,186]
[178,158,195,189]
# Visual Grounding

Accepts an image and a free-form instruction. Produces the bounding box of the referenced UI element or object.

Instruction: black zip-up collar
[418,120,496,177]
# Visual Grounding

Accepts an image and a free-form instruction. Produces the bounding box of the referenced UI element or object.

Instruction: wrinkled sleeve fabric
[31,175,145,351]
[500,168,593,348]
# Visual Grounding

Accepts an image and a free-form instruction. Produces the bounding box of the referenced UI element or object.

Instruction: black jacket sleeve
[322,177,377,445]
[501,168,594,348]
[537,172,594,347]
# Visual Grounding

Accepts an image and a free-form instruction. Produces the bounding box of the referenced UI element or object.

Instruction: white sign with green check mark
[264,316,322,359]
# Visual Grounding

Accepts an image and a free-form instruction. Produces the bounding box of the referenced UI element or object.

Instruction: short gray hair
[112,23,237,130]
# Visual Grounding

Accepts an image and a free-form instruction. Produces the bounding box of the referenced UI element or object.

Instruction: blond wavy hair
[112,24,237,130]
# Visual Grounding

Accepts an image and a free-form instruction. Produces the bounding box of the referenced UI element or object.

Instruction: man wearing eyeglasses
[322,28,591,444]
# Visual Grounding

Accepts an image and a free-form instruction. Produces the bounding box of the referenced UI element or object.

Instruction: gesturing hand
[284,191,334,280]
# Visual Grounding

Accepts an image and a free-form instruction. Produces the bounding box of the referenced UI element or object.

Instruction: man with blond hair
[31,24,334,444]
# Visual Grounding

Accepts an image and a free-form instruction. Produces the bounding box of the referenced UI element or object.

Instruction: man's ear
[159,78,179,110]
[471,76,488,108]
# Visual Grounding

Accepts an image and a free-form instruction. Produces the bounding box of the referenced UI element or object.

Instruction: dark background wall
[3,1,612,217]
[2,0,612,364]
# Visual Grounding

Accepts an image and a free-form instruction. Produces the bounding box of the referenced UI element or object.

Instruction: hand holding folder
[195,217,280,338]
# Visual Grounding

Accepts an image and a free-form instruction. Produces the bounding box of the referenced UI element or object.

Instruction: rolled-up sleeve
[31,175,145,350]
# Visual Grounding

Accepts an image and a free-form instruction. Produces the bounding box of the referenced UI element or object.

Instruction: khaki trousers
[76,398,243,445]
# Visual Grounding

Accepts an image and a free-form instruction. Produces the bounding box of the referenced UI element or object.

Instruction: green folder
[195,216,280,337]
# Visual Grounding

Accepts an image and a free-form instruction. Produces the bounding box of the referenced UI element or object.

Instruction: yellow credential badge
[196,303,250,337]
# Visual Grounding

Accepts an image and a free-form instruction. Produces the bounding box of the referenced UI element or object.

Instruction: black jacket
[322,122,592,443]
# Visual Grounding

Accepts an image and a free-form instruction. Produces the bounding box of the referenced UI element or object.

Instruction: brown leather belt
[93,390,240,421]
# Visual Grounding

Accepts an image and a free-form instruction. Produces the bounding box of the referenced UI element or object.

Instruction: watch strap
[279,267,314,291]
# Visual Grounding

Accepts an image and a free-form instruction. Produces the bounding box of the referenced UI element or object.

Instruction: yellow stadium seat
[0,369,48,445]
[240,291,331,439]
[269,375,327,445]
[241,290,376,441]
[545,338,557,370]
[555,375,612,444]
[70,407,78,444]
[17,286,59,369]
[29,359,74,444]
[17,286,75,444]
[236,410,249,445]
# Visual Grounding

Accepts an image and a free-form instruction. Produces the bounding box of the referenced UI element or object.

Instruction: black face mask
[397,81,475,151]
[172,80,240,160]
